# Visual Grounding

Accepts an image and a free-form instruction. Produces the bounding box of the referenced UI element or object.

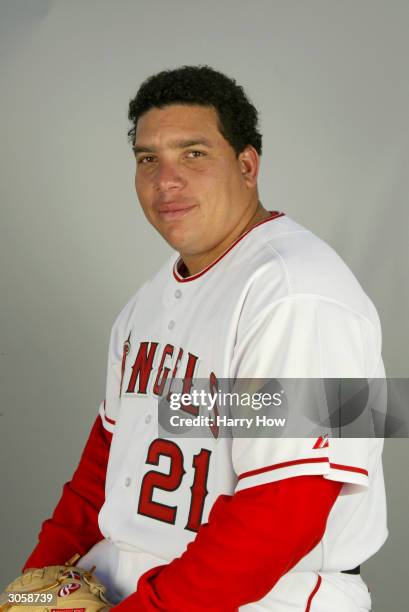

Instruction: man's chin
[159,225,198,253]
[166,236,198,255]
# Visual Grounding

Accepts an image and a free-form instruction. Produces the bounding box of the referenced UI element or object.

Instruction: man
[22,65,387,610]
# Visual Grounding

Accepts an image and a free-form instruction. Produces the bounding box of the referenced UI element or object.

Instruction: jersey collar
[172,210,285,283]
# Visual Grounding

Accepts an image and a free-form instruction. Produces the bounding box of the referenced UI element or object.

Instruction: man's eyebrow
[132,138,213,154]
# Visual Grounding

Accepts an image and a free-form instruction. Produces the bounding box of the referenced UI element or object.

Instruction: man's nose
[153,160,186,191]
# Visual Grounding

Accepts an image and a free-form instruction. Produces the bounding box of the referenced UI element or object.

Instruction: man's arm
[114,475,342,611]
[23,413,111,570]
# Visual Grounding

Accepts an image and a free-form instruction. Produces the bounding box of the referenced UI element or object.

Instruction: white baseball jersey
[93,212,387,606]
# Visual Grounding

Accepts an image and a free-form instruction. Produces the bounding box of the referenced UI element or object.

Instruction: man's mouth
[157,202,197,220]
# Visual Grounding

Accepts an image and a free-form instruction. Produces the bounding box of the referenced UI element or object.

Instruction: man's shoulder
[110,253,177,335]
[257,215,367,293]
[254,214,353,283]
[245,214,378,323]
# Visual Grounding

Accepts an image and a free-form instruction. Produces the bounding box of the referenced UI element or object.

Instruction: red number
[185,448,211,532]
[138,439,185,524]
[138,439,211,531]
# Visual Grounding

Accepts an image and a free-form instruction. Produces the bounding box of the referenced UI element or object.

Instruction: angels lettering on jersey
[119,331,221,439]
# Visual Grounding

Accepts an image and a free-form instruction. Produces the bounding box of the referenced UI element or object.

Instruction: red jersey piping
[330,463,368,477]
[238,457,329,481]
[173,210,285,283]
[238,457,369,481]
[103,400,116,426]
[305,574,322,611]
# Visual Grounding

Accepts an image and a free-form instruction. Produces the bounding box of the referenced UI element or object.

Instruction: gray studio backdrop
[1,0,408,609]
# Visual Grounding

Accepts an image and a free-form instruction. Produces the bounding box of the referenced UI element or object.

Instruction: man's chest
[118,278,243,400]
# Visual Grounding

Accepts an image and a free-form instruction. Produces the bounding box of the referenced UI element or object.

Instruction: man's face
[133,104,258,257]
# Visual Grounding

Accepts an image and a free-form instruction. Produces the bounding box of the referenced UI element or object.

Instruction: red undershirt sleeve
[113,475,342,611]
[23,414,111,571]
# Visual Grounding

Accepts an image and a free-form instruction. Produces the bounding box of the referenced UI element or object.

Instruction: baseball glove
[0,556,112,612]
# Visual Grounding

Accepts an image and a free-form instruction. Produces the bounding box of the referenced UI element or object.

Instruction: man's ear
[238,145,260,188]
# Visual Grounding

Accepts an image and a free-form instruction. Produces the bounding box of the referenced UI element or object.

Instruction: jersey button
[145,414,152,424]
[174,289,182,299]
[124,477,131,487]
[168,320,175,330]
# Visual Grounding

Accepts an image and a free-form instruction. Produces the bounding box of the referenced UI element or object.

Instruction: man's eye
[138,156,155,164]
[186,150,206,159]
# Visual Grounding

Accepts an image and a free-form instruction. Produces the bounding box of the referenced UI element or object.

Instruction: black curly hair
[127,65,262,157]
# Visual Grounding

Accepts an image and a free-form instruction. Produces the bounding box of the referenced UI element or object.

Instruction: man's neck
[180,202,270,277]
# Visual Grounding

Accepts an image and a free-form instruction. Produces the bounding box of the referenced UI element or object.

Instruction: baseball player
[18,66,387,611]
